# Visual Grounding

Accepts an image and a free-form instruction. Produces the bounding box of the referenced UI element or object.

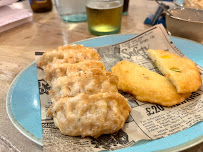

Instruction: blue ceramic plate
[6,34,203,151]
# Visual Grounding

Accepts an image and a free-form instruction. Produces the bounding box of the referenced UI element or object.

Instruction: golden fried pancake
[38,44,101,69]
[111,60,191,107]
[47,92,131,138]
[147,49,202,93]
[38,44,131,138]
[44,60,105,85]
[49,68,118,101]
[184,0,203,9]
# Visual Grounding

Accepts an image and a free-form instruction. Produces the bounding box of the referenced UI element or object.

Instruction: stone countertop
[0,0,202,151]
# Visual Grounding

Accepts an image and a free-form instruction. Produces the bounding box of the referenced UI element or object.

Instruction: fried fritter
[49,68,118,101]
[38,44,101,69]
[147,49,202,93]
[38,44,131,138]
[47,92,131,138]
[184,0,203,9]
[44,60,105,85]
[111,60,191,107]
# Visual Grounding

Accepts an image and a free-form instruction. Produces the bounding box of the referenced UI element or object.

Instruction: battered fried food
[184,0,203,9]
[38,44,101,69]
[49,68,118,101]
[147,49,202,93]
[47,92,131,138]
[111,60,191,107]
[44,60,105,85]
[38,44,131,138]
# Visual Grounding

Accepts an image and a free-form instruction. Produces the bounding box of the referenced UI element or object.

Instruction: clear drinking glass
[55,0,87,22]
[85,0,124,36]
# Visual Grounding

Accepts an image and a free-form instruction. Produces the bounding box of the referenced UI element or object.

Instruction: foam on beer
[86,1,122,10]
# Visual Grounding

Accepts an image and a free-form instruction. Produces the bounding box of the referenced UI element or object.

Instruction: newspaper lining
[35,24,203,152]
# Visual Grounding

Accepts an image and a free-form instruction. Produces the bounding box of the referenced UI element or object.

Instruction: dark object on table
[144,3,169,27]
[30,0,52,13]
[123,0,129,15]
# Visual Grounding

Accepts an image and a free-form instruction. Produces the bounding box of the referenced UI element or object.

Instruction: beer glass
[85,0,124,36]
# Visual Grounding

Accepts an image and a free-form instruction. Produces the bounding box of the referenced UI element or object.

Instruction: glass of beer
[85,0,124,36]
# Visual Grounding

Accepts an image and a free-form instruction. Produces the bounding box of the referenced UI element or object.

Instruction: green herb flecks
[154,60,157,66]
[170,67,181,73]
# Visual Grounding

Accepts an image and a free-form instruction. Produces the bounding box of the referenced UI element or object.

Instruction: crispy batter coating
[147,49,202,93]
[47,92,131,138]
[184,0,203,9]
[44,61,105,85]
[111,60,191,107]
[38,44,101,69]
[49,68,118,101]
[38,44,131,138]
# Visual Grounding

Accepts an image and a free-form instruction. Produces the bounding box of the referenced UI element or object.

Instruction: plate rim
[6,61,43,146]
[6,34,203,151]
[73,33,203,46]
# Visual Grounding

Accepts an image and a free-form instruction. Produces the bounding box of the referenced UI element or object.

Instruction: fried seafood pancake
[111,60,191,107]
[44,61,105,85]
[184,0,203,9]
[47,92,131,138]
[38,44,130,138]
[49,68,118,101]
[147,49,202,93]
[38,44,101,69]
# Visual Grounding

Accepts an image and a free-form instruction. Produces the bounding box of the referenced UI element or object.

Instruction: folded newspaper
[35,24,203,152]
